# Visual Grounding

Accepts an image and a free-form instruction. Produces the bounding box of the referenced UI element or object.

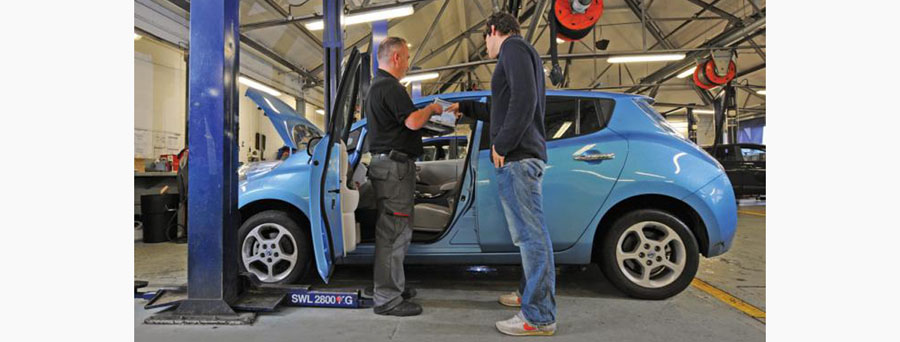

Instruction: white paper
[153,132,166,148]
[429,98,457,127]
[165,133,181,150]
[134,129,152,158]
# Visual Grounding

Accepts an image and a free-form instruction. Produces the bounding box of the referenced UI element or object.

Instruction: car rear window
[634,98,691,142]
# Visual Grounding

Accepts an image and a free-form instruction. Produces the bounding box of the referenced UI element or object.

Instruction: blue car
[238,50,737,299]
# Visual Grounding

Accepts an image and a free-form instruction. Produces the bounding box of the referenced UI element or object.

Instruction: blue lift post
[146,0,252,324]
[323,0,344,119]
[371,20,388,72]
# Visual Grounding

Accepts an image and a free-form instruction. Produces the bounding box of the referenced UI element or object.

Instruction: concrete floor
[135,204,765,341]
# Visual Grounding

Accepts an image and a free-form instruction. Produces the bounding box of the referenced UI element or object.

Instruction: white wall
[134,36,306,164]
[134,37,186,159]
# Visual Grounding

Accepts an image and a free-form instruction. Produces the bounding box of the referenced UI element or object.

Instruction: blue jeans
[495,158,556,326]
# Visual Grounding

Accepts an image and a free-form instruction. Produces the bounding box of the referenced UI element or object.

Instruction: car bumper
[683,174,738,257]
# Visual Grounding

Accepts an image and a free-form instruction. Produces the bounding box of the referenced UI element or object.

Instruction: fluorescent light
[239,76,282,97]
[400,72,439,84]
[553,121,573,139]
[556,38,566,44]
[757,90,766,95]
[692,109,714,114]
[305,5,414,30]
[134,33,142,40]
[315,109,325,115]
[676,66,696,79]
[608,54,685,63]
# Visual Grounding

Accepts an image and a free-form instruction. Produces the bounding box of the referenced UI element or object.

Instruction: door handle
[573,151,615,161]
[327,188,340,194]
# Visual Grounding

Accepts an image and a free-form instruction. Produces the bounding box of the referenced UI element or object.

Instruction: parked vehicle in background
[704,144,766,199]
[236,49,738,300]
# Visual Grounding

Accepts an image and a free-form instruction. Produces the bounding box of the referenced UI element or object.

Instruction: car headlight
[238,161,282,182]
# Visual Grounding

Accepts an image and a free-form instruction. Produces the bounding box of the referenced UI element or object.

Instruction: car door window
[578,98,614,135]
[741,147,765,161]
[722,146,741,161]
[346,127,362,152]
[546,97,578,140]
[479,96,615,149]
[293,123,321,153]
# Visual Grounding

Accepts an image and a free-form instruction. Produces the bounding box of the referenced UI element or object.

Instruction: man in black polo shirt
[448,12,556,336]
[362,36,443,317]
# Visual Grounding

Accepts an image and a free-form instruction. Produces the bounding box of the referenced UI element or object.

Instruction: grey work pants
[367,155,416,309]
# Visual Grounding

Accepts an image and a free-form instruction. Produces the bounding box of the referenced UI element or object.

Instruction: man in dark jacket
[448,12,556,336]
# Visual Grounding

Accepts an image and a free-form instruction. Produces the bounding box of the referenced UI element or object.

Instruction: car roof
[350,90,650,131]
[414,90,650,103]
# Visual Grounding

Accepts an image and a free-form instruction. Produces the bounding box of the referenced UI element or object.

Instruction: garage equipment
[548,0,604,86]
[693,50,737,90]
[139,194,179,243]
[138,275,372,319]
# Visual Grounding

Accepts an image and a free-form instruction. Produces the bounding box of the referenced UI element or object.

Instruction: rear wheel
[238,210,311,284]
[598,209,699,299]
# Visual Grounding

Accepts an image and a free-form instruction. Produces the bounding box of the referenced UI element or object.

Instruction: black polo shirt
[365,69,423,157]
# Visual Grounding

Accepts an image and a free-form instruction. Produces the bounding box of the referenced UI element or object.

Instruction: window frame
[478,95,616,150]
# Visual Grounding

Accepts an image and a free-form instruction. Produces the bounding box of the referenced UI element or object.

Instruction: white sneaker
[498,291,521,307]
[495,312,556,336]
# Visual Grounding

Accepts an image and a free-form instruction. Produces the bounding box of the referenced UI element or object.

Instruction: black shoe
[361,286,416,300]
[374,300,422,316]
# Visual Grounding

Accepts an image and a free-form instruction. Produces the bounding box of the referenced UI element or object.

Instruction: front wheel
[598,209,700,300]
[238,210,311,284]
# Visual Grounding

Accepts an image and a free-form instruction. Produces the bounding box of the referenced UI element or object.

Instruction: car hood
[245,88,322,149]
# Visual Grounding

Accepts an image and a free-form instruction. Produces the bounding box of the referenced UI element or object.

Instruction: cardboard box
[134,158,146,173]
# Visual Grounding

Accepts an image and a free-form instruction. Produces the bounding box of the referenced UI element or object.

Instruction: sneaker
[361,286,417,300]
[495,313,556,336]
[373,300,422,317]
[498,291,521,307]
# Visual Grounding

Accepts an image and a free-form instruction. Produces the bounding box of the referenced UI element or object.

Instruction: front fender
[238,186,310,219]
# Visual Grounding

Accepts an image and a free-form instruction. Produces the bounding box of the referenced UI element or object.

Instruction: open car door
[309,49,364,282]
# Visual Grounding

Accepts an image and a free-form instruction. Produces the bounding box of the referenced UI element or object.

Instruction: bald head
[377,36,410,79]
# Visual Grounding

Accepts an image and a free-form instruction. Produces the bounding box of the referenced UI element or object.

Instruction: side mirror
[307,137,322,156]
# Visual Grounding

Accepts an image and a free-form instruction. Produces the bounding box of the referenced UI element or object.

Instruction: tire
[597,209,700,300]
[238,210,311,284]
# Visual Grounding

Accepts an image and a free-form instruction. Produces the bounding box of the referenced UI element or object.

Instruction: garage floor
[134,203,765,341]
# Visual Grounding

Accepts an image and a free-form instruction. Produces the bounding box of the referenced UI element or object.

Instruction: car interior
[348,116,475,244]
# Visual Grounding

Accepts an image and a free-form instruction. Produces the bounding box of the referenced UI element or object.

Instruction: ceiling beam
[164,0,320,86]
[624,0,675,49]
[310,0,436,75]
[625,8,765,93]
[259,0,323,49]
[412,0,452,65]
[412,46,764,74]
[684,0,740,24]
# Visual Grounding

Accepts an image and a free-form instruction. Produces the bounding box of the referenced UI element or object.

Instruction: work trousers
[368,154,416,309]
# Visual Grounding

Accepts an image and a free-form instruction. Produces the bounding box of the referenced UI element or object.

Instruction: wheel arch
[239,199,311,236]
[591,194,709,262]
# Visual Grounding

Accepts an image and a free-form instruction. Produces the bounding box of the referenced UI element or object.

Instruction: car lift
[713,84,739,146]
[141,0,377,325]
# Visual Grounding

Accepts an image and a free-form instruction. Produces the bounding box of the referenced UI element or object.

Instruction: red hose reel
[693,52,737,90]
[553,0,603,41]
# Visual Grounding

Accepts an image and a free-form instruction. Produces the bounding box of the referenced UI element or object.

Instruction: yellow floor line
[738,210,766,217]
[691,278,766,319]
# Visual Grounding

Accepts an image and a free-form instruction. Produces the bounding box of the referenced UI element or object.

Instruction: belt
[373,150,414,163]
